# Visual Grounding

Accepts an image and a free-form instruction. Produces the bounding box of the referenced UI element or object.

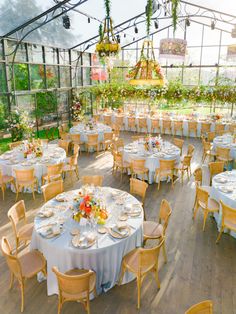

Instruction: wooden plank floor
[0,132,236,314]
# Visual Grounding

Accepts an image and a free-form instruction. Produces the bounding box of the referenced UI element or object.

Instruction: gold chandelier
[127,39,165,87]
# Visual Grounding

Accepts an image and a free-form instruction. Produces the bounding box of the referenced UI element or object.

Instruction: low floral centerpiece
[73,192,108,224]
[211,113,222,121]
[23,141,43,158]
[145,135,161,151]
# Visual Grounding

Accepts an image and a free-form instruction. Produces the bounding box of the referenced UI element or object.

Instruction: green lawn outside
[0,128,59,154]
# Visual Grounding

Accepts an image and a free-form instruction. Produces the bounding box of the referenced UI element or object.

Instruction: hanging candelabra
[95,0,120,71]
[127,0,166,87]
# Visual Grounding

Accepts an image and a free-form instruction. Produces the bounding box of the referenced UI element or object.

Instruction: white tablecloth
[123,140,180,184]
[0,144,66,192]
[100,114,231,137]
[31,187,143,296]
[211,171,236,238]
[213,134,236,159]
[70,123,112,143]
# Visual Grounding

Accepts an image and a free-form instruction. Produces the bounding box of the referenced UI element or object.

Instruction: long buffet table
[99,113,235,137]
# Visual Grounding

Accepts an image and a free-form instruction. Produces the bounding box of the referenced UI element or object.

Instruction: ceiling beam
[1,0,89,38]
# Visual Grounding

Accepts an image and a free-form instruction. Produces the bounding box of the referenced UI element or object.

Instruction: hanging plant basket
[127,40,166,87]
[96,17,120,58]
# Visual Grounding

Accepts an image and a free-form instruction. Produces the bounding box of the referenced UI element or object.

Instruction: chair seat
[143,221,163,239]
[0,175,14,184]
[16,178,37,186]
[42,174,61,182]
[224,219,236,231]
[208,198,220,211]
[133,168,148,174]
[87,142,99,146]
[115,161,130,168]
[175,164,188,171]
[206,150,216,156]
[123,249,153,274]
[63,165,76,172]
[17,222,34,241]
[217,156,233,162]
[62,269,96,300]
[201,186,212,194]
[19,250,46,278]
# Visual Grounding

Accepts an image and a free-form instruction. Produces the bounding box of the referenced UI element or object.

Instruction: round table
[123,139,181,184]
[213,134,236,159]
[0,144,66,192]
[211,170,236,238]
[70,123,112,143]
[31,187,143,296]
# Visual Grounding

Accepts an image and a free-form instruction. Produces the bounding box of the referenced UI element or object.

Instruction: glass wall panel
[183,68,200,85]
[46,65,58,88]
[82,53,90,66]
[0,63,7,93]
[15,95,35,117]
[13,64,29,91]
[166,68,183,82]
[83,67,91,86]
[59,49,70,65]
[201,47,219,65]
[72,67,82,87]
[219,67,236,81]
[219,46,236,66]
[35,91,58,127]
[185,47,201,65]
[28,44,43,63]
[58,91,69,123]
[30,65,45,90]
[0,41,4,60]
[186,23,203,46]
[199,68,217,85]
[7,41,27,62]
[0,95,9,130]
[45,47,58,64]
[60,66,70,87]
[203,28,220,46]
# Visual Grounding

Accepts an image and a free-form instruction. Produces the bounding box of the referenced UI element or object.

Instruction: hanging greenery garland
[146,0,153,36]
[171,0,180,32]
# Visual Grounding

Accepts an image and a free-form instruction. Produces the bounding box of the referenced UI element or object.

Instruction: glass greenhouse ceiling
[0,0,236,50]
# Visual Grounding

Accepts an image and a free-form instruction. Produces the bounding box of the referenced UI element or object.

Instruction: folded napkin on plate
[111,226,129,237]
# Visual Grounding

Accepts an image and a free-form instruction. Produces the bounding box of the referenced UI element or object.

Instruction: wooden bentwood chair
[1,236,46,313]
[0,169,15,200]
[185,300,213,314]
[188,121,198,138]
[41,180,64,202]
[173,138,184,155]
[173,121,183,137]
[130,159,149,181]
[8,200,34,252]
[175,155,193,185]
[155,159,175,190]
[193,186,219,231]
[81,175,103,187]
[208,161,224,186]
[216,200,236,244]
[62,153,79,181]
[113,151,130,181]
[42,163,64,185]
[15,168,38,201]
[143,199,172,263]
[130,178,148,220]
[52,267,96,314]
[86,134,99,154]
[119,237,165,309]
